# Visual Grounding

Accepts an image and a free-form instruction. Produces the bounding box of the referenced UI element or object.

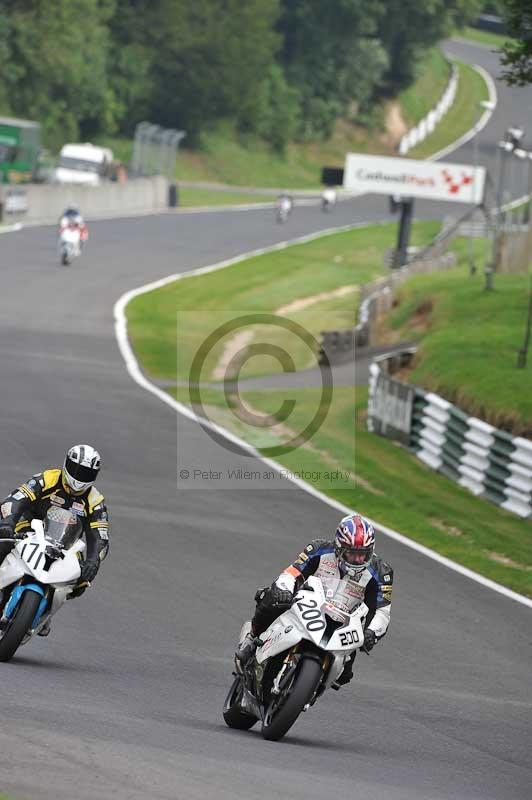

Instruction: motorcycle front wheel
[0,590,41,662]
[261,657,323,741]
[223,676,258,730]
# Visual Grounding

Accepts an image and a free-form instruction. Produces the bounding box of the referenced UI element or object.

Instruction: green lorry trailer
[0,116,41,183]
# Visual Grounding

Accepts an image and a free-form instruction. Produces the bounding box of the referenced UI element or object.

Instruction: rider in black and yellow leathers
[0,446,109,609]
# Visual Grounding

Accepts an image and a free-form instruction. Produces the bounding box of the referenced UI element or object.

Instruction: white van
[53,143,114,186]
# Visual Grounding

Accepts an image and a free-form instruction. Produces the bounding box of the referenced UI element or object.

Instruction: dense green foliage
[500,0,532,85]
[0,0,116,149]
[480,0,505,13]
[0,0,482,151]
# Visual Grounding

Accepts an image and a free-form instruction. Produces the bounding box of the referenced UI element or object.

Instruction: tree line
[0,0,491,151]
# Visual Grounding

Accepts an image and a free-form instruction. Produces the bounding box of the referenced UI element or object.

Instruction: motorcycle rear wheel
[0,590,41,662]
[223,676,258,730]
[261,657,323,741]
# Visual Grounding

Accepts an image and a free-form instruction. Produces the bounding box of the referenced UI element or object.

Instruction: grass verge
[398,48,451,128]
[456,26,512,49]
[379,237,532,435]
[128,220,531,594]
[170,383,532,597]
[127,221,439,382]
[407,59,489,159]
[177,187,272,207]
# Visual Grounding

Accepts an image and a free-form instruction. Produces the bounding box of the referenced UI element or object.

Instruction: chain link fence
[130,122,186,180]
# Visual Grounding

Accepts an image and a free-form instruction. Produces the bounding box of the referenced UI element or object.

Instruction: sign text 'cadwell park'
[343,153,486,205]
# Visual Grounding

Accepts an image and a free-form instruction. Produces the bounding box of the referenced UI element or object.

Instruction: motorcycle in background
[0,507,85,661]
[58,223,82,266]
[223,575,369,741]
[321,188,337,212]
[276,195,293,224]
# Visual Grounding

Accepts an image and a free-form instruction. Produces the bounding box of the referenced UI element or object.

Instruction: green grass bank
[169,382,531,597]
[380,248,532,436]
[456,26,512,49]
[407,60,489,159]
[128,221,531,595]
[127,221,439,383]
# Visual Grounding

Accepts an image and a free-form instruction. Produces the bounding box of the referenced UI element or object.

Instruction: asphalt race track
[0,41,531,800]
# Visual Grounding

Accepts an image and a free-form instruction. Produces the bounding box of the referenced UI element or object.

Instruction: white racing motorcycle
[0,507,85,661]
[58,224,81,266]
[223,575,369,741]
[276,197,293,224]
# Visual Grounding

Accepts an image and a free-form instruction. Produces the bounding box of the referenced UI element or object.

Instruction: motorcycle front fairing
[1,532,82,586]
[59,226,81,257]
[0,521,85,617]
[0,516,86,648]
[255,576,368,688]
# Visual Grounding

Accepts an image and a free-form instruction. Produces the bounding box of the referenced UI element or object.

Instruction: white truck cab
[54,143,114,186]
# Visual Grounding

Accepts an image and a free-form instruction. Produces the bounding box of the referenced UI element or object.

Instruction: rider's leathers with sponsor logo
[0,469,109,564]
[253,539,392,639]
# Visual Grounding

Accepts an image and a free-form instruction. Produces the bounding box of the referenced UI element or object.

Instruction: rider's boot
[38,618,52,637]
[235,620,258,668]
[332,653,355,690]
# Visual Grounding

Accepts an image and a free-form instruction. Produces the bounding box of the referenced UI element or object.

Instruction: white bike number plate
[295,597,326,633]
[338,629,360,646]
[19,540,45,572]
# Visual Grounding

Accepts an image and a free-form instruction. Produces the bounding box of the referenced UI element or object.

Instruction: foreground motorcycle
[58,224,81,266]
[0,507,85,661]
[223,575,369,741]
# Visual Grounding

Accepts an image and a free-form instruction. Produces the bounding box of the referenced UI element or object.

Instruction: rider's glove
[269,585,293,608]
[79,559,99,584]
[362,629,377,653]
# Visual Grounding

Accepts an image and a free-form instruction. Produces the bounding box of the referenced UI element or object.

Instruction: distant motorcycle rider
[321,187,337,211]
[0,445,109,635]
[236,513,393,687]
[276,192,293,222]
[59,207,89,244]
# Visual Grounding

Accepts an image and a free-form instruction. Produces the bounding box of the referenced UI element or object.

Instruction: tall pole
[523,154,532,225]
[489,144,509,290]
[517,274,532,368]
[468,111,479,275]
[394,198,414,268]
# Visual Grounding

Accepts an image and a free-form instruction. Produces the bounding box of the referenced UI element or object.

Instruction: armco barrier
[399,64,457,156]
[0,176,168,225]
[368,352,532,519]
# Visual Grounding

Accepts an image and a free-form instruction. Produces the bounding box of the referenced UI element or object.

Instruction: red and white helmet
[334,514,375,576]
[63,444,101,495]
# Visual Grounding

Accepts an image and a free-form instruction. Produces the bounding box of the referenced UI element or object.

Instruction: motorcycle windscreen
[321,575,364,620]
[43,507,83,549]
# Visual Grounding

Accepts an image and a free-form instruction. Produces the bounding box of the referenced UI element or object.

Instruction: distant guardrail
[368,351,532,520]
[399,64,458,156]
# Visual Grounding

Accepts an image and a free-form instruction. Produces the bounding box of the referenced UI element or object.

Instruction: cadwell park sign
[343,153,486,205]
